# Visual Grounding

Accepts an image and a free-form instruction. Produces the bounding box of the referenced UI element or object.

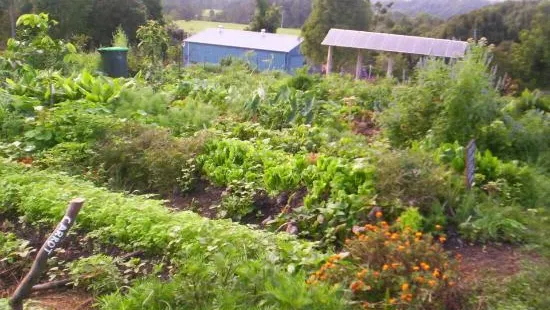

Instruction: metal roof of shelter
[322,29,468,58]
[183,28,303,53]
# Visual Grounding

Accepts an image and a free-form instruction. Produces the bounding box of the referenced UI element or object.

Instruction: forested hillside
[383,0,493,19]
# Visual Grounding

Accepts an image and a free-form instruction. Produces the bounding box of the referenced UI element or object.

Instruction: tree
[33,0,93,40]
[142,0,163,21]
[89,0,148,46]
[247,0,281,33]
[301,0,373,66]
[511,1,550,90]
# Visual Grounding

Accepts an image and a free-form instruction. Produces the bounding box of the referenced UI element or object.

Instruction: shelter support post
[326,45,333,77]
[355,50,364,80]
[386,55,394,78]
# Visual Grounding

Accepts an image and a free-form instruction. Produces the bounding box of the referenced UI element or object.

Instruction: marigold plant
[307,220,457,309]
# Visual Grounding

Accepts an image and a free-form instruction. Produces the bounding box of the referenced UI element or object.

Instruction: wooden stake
[386,55,394,78]
[9,198,85,310]
[326,45,333,77]
[355,50,364,80]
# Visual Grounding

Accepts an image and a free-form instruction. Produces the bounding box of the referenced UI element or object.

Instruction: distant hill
[383,0,498,19]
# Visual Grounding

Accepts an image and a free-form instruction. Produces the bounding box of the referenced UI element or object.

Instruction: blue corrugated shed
[183,28,305,73]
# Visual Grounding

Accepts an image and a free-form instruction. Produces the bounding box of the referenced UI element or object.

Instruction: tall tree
[90,0,148,46]
[247,0,281,33]
[142,0,163,21]
[511,0,550,89]
[33,0,93,39]
[301,0,372,66]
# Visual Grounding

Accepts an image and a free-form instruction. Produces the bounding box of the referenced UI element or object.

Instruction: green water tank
[98,47,129,78]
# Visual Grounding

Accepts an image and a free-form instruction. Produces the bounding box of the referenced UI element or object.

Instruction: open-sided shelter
[321,29,469,79]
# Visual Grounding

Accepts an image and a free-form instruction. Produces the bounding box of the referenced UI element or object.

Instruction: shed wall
[185,42,289,72]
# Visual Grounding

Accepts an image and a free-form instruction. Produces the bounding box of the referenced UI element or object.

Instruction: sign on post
[465,139,476,190]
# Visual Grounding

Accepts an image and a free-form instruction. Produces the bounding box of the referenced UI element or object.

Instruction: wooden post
[355,50,364,80]
[9,198,85,310]
[326,45,333,77]
[386,55,394,78]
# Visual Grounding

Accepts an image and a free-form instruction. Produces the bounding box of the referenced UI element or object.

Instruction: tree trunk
[8,0,16,38]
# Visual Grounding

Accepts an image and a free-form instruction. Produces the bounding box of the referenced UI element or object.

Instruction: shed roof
[183,28,303,53]
[322,29,468,58]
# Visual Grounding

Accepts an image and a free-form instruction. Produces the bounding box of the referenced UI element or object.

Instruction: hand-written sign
[465,139,476,189]
[44,216,72,255]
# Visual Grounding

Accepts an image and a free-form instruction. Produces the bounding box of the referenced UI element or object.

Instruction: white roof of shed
[183,28,303,53]
[322,29,468,58]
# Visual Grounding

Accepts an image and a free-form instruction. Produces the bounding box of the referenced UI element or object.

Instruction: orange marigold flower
[373,271,380,278]
[415,276,425,283]
[389,298,397,305]
[428,280,437,287]
[350,280,365,292]
[412,266,420,271]
[439,236,447,244]
[382,264,390,271]
[420,263,430,271]
[398,245,406,251]
[390,233,399,240]
[391,263,400,269]
[433,269,441,278]
[375,211,383,218]
[415,232,423,238]
[401,283,410,291]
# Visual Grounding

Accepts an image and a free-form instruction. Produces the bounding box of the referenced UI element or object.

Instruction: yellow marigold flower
[401,283,410,291]
[398,245,405,251]
[435,224,442,230]
[390,233,399,240]
[415,232,422,238]
[382,264,390,271]
[389,298,397,305]
[412,266,420,271]
[433,269,441,278]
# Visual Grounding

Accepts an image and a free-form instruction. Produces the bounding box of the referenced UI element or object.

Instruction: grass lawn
[175,20,301,36]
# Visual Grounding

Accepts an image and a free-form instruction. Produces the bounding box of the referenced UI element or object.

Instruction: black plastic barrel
[98,47,129,78]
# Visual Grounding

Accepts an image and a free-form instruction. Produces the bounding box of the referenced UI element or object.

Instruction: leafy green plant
[217,180,257,221]
[0,232,34,267]
[398,208,424,232]
[112,25,129,48]
[69,254,123,294]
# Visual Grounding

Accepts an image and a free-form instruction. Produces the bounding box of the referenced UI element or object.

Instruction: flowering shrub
[307,219,457,309]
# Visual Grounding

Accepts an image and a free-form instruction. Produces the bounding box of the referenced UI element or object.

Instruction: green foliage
[100,257,346,309]
[0,232,33,267]
[69,254,123,294]
[0,160,323,267]
[374,148,452,214]
[136,20,169,65]
[91,124,208,194]
[511,1,550,90]
[5,13,77,70]
[301,0,372,66]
